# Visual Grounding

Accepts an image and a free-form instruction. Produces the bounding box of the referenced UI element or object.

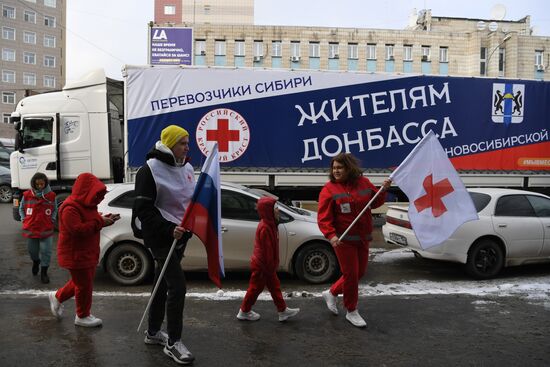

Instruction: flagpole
[137,237,178,332]
[338,186,387,242]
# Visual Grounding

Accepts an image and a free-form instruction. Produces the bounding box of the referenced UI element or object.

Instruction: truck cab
[10,69,124,219]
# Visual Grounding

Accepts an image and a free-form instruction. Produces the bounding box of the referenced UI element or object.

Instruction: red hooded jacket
[318,176,386,243]
[250,197,279,274]
[57,173,107,269]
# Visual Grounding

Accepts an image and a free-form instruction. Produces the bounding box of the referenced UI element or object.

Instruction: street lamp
[485,35,511,77]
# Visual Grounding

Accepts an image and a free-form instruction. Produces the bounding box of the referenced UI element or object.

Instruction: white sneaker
[48,291,63,319]
[74,314,103,327]
[236,309,260,321]
[278,307,300,322]
[346,310,367,328]
[164,340,195,365]
[144,330,169,345]
[322,290,339,315]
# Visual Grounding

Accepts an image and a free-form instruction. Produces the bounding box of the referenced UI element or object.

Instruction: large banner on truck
[125,66,550,170]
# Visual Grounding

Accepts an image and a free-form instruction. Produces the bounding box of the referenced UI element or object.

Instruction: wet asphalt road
[1,203,550,366]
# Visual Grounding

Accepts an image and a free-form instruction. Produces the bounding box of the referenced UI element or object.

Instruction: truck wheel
[0,184,13,203]
[106,243,152,286]
[465,239,504,279]
[294,242,339,284]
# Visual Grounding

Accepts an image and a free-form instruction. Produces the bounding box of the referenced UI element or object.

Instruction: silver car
[98,182,337,285]
[382,188,550,279]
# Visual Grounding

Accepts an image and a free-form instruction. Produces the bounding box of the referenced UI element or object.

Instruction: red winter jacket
[317,176,386,243]
[250,197,279,274]
[57,173,107,269]
[21,188,56,239]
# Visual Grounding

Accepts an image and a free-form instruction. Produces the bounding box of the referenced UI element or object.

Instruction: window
[234,40,245,56]
[23,31,36,44]
[272,41,282,57]
[309,42,320,58]
[2,70,15,83]
[44,35,56,48]
[20,117,54,148]
[44,0,56,8]
[253,41,263,57]
[23,52,36,64]
[348,43,358,59]
[26,0,36,2]
[109,190,137,209]
[526,195,550,217]
[385,44,394,60]
[469,192,491,212]
[2,48,15,62]
[480,47,487,75]
[195,40,206,55]
[421,46,431,61]
[367,44,376,60]
[214,40,226,56]
[498,48,505,76]
[24,10,36,23]
[403,45,412,61]
[2,113,10,124]
[495,195,535,217]
[439,47,448,63]
[44,15,56,28]
[164,5,176,15]
[44,75,55,88]
[2,92,16,104]
[535,50,544,68]
[329,43,339,59]
[2,5,15,19]
[221,190,259,221]
[290,41,300,58]
[23,73,36,86]
[2,27,15,41]
[44,55,56,68]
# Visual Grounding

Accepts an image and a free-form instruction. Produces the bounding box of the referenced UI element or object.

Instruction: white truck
[10,66,550,218]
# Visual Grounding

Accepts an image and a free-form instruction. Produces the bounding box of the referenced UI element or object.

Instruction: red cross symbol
[413,174,454,217]
[206,119,240,152]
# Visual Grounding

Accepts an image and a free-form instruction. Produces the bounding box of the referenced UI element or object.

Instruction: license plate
[389,233,408,246]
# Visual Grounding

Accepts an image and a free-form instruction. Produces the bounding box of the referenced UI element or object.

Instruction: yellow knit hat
[161,125,189,149]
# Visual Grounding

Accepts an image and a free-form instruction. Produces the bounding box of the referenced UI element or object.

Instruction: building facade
[0,0,65,140]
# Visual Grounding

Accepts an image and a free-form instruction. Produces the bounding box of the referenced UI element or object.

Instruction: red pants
[56,267,96,318]
[330,241,369,312]
[241,269,286,312]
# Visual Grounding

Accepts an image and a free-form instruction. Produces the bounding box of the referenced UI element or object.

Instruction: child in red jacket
[237,197,299,322]
[19,172,57,284]
[47,173,119,327]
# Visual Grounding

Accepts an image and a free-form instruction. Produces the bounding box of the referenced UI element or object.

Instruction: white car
[382,188,550,279]
[98,182,337,285]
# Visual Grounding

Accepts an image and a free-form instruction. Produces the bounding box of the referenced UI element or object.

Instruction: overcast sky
[66,0,549,82]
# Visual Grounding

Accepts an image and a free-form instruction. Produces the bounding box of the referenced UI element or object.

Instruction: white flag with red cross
[389,131,478,249]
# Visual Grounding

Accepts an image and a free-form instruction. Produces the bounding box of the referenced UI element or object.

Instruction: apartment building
[1,0,65,138]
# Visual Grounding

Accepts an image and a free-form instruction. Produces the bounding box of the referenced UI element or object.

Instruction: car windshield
[470,192,491,212]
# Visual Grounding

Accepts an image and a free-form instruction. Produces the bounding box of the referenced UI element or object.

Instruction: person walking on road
[19,172,57,284]
[237,196,300,322]
[317,153,391,328]
[134,125,196,365]
[48,172,119,327]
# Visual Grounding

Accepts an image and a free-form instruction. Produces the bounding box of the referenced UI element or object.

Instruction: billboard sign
[149,27,193,65]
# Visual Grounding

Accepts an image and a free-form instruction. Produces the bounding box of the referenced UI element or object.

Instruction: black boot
[32,260,40,275]
[40,267,50,284]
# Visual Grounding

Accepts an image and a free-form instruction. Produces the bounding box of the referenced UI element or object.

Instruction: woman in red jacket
[48,173,119,327]
[237,196,300,322]
[317,153,391,328]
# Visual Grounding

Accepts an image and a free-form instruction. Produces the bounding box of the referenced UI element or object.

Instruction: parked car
[0,143,11,168]
[382,188,550,279]
[97,182,337,285]
[0,166,13,203]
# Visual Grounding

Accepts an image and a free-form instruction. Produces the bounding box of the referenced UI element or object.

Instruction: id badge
[340,203,351,213]
[26,208,33,216]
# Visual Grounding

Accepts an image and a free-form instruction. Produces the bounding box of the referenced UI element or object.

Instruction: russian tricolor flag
[181,144,224,288]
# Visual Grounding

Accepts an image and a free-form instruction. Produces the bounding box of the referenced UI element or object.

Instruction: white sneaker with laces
[74,314,103,327]
[164,340,195,365]
[278,307,300,322]
[48,291,63,319]
[236,309,261,321]
[322,290,339,315]
[346,310,367,328]
[144,330,169,345]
